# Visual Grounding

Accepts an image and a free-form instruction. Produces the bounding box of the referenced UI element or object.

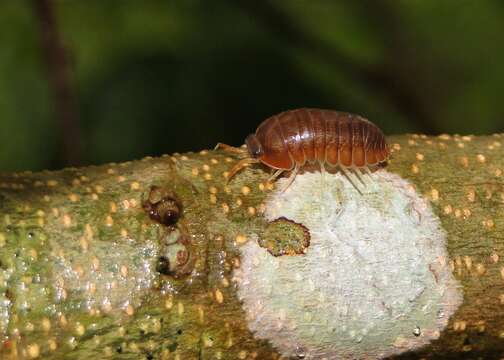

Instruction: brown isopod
[217,108,390,191]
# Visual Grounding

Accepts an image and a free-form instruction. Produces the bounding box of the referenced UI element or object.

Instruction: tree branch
[1,133,504,359]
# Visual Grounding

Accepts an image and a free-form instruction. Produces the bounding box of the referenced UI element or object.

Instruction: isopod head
[245,134,263,158]
[246,131,293,170]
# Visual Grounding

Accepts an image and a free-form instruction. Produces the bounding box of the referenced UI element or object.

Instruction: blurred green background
[1,0,504,172]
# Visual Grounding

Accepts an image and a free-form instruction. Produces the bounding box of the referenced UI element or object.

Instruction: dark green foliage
[1,0,504,172]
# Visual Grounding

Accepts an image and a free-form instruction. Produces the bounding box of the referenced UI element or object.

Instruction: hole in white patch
[234,170,462,359]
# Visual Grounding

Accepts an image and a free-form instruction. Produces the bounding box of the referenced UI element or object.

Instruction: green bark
[1,133,504,359]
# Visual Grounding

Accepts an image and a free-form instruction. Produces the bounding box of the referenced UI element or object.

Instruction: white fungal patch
[234,171,462,359]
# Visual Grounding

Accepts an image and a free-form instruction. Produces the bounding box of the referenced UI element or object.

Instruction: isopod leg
[268,169,284,183]
[357,167,379,193]
[340,166,363,195]
[226,158,259,183]
[319,163,331,211]
[320,162,327,199]
[352,168,367,187]
[363,167,376,183]
[320,162,326,178]
[281,166,299,193]
[214,142,248,154]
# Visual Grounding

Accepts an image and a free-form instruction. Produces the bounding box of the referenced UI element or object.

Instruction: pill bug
[217,108,389,190]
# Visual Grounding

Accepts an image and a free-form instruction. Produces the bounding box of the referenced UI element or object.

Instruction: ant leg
[340,166,363,195]
[281,166,299,192]
[226,158,259,183]
[214,143,247,154]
